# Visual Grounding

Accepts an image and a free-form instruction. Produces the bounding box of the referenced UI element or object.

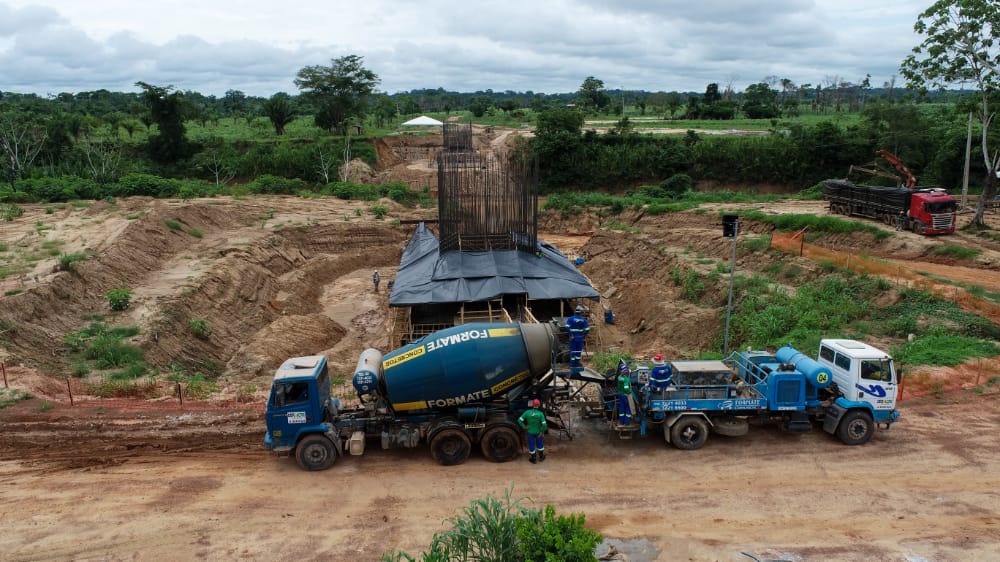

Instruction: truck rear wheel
[430,429,472,466]
[481,426,521,463]
[670,417,709,450]
[837,410,874,445]
[295,434,337,471]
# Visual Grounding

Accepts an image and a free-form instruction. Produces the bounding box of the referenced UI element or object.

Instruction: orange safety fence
[771,230,1000,326]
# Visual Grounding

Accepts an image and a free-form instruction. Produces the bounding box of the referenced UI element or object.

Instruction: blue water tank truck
[603,339,900,449]
[264,322,561,470]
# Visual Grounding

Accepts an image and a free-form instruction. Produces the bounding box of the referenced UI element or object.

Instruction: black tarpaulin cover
[389,223,600,306]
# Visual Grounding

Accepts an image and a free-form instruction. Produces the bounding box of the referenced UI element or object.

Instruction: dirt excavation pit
[1,194,1000,561]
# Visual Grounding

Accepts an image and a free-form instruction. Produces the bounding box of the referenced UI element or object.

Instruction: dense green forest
[0,76,990,205]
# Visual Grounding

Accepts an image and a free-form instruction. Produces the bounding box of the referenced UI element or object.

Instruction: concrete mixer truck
[603,339,900,449]
[263,322,562,470]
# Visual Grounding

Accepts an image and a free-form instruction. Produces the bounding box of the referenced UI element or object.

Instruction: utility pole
[722,215,739,356]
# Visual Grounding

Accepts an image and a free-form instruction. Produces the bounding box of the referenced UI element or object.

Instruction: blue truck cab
[264,355,341,470]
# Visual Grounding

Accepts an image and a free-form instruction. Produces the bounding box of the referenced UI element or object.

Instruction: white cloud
[1,0,932,96]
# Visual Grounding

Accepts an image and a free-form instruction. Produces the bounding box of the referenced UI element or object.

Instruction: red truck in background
[823,150,957,235]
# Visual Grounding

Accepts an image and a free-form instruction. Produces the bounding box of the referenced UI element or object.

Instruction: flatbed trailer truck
[603,339,900,448]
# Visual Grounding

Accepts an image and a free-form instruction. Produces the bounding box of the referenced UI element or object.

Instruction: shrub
[237,384,257,403]
[246,174,307,194]
[190,318,212,339]
[114,173,182,198]
[186,227,203,238]
[2,203,24,221]
[58,252,87,271]
[106,287,132,311]
[371,205,388,219]
[681,269,706,302]
[657,173,693,199]
[164,219,182,230]
[741,235,772,253]
[0,388,31,409]
[178,372,219,400]
[384,487,601,562]
[85,335,143,369]
[516,504,602,562]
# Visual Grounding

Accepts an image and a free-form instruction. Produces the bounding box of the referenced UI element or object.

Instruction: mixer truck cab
[816,339,900,444]
[264,355,342,470]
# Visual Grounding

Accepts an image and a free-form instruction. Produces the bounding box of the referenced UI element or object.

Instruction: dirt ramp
[226,314,347,380]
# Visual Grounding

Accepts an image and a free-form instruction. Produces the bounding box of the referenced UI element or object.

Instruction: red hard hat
[532,399,541,408]
[654,353,663,361]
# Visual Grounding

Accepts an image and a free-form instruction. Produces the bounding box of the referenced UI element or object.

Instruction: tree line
[1,0,997,224]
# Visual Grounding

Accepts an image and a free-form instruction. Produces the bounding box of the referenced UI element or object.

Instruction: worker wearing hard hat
[649,353,673,392]
[518,398,548,464]
[617,359,635,426]
[565,305,590,373]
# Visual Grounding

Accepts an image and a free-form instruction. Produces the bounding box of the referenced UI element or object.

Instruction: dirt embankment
[1,192,1000,561]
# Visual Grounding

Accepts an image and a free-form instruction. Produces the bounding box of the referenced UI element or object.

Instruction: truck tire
[480,426,521,463]
[430,429,472,466]
[670,417,709,450]
[837,410,874,445]
[295,434,337,471]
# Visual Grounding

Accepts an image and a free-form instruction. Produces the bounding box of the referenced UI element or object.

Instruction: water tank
[381,322,554,414]
[775,346,832,389]
[352,348,383,397]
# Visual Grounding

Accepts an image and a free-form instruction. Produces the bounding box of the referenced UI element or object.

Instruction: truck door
[266,381,314,448]
[855,359,897,411]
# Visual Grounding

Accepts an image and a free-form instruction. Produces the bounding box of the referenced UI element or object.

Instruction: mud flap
[823,403,847,435]
[326,429,344,457]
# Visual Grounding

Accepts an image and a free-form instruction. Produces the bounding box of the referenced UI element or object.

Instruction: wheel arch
[662,412,713,445]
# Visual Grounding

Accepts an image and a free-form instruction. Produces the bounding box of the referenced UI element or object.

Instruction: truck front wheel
[481,426,520,463]
[670,417,709,450]
[837,410,874,445]
[295,434,337,471]
[430,429,471,466]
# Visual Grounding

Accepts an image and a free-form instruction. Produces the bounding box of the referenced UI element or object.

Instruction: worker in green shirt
[517,398,548,464]
[617,359,634,426]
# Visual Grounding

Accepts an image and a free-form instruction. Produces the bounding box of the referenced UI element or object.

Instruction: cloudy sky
[1,0,932,97]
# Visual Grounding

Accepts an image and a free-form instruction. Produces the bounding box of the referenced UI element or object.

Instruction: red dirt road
[1,389,999,562]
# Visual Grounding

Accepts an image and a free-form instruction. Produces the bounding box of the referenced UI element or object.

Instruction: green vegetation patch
[932,244,980,260]
[892,332,999,367]
[0,388,31,409]
[739,210,891,240]
[58,252,87,272]
[166,366,220,400]
[64,323,145,376]
[728,273,886,352]
[384,487,601,562]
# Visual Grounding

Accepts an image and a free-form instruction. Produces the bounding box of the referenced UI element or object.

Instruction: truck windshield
[275,381,310,407]
[860,359,893,383]
[925,201,956,213]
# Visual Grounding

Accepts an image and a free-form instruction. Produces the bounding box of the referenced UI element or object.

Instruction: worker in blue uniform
[617,359,634,426]
[565,305,590,373]
[649,353,673,392]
